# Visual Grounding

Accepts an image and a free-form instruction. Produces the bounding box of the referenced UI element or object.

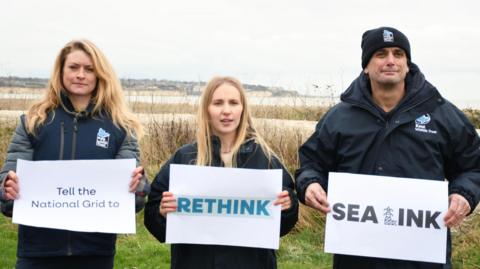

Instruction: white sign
[166,164,282,249]
[324,172,448,264]
[13,159,136,234]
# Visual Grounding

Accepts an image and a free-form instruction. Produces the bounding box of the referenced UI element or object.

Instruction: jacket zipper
[67,116,79,256]
[71,116,78,160]
[67,231,72,256]
[59,122,65,160]
[349,102,384,122]
[398,93,437,115]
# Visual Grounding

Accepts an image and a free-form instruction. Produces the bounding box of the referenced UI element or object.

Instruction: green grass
[0,215,17,268]
[278,228,332,269]
[114,215,171,269]
[3,212,480,268]
[0,212,333,269]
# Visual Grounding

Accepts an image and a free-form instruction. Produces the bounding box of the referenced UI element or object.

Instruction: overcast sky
[1,0,479,106]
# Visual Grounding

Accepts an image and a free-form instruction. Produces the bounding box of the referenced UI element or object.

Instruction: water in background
[1,93,479,109]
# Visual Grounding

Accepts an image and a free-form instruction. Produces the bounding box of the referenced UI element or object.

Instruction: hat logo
[383,30,394,42]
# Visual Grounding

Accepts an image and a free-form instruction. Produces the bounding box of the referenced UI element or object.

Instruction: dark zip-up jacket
[144,137,299,269]
[295,64,480,269]
[0,94,149,258]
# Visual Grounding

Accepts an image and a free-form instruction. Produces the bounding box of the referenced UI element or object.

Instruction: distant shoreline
[1,87,479,109]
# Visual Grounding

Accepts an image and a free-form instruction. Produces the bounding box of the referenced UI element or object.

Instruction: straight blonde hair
[196,76,274,167]
[25,39,142,138]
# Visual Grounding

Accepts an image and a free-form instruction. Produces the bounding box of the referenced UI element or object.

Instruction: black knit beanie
[361,26,411,68]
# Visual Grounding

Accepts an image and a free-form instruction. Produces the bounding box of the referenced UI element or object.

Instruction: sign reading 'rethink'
[166,164,282,249]
[324,172,448,264]
[176,196,273,217]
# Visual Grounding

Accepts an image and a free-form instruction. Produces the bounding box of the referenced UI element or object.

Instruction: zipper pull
[73,117,78,132]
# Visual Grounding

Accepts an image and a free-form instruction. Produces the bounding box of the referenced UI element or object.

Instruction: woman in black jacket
[0,39,148,269]
[144,76,298,269]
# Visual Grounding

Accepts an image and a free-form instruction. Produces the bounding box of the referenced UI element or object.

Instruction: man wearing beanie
[296,26,480,269]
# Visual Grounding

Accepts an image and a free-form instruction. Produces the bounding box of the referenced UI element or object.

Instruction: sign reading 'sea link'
[324,172,448,264]
[331,203,442,229]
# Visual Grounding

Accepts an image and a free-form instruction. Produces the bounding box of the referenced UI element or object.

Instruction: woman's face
[207,83,244,139]
[62,49,97,104]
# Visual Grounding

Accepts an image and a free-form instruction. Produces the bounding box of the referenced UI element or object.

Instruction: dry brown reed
[140,117,196,177]
[0,99,35,111]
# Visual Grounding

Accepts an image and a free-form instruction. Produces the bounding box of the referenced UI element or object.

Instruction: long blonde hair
[196,76,274,167]
[25,39,142,138]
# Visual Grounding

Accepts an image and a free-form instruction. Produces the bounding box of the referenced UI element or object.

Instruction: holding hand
[274,190,292,211]
[444,193,471,228]
[3,171,19,200]
[305,182,330,214]
[129,166,144,193]
[160,191,177,217]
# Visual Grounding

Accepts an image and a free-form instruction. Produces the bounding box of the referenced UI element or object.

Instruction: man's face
[364,47,409,88]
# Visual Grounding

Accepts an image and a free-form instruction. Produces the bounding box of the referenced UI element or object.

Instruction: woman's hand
[274,190,291,211]
[160,191,177,217]
[129,166,144,193]
[3,171,19,200]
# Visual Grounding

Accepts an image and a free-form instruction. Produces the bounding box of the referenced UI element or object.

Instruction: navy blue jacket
[0,95,148,258]
[144,137,299,269]
[296,64,480,269]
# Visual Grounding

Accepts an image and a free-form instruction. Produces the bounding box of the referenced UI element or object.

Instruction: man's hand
[305,182,330,214]
[444,194,471,228]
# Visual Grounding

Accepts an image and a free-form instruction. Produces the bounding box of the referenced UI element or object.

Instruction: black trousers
[16,256,114,269]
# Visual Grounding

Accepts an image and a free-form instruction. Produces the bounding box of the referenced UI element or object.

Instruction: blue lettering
[240,200,254,215]
[177,197,191,213]
[256,200,270,216]
[175,197,272,218]
[217,199,231,214]
[192,198,203,213]
[233,199,239,214]
[204,198,216,213]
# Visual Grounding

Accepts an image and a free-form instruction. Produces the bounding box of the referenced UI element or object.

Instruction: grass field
[1,108,480,268]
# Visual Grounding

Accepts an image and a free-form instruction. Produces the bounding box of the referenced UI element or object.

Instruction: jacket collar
[210,135,257,155]
[60,91,95,119]
[340,62,442,114]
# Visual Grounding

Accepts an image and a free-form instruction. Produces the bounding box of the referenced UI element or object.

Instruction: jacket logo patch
[414,114,437,134]
[96,128,110,148]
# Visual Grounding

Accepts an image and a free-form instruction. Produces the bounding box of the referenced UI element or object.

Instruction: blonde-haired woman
[144,76,298,269]
[0,39,149,269]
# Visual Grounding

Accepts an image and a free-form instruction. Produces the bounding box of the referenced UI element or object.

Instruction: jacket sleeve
[0,116,34,217]
[271,156,298,237]
[144,154,175,243]
[115,134,150,213]
[295,112,338,204]
[445,108,480,214]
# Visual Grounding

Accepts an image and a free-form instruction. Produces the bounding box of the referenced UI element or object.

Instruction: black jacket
[0,95,150,258]
[144,137,299,269]
[296,64,480,269]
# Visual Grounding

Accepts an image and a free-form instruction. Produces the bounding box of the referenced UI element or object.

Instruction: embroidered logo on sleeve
[414,114,437,134]
[96,128,110,148]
